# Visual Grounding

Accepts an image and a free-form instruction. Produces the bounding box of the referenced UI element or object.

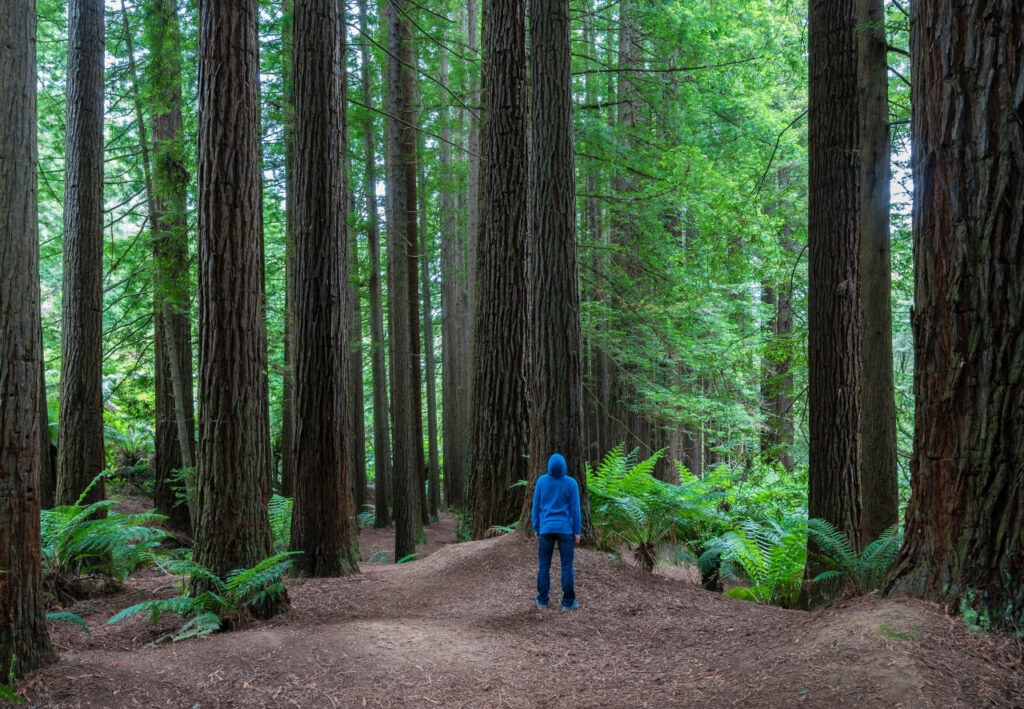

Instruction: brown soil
[19,522,1024,708]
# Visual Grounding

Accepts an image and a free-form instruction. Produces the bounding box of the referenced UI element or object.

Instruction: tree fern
[710,517,807,607]
[807,518,901,594]
[267,495,293,552]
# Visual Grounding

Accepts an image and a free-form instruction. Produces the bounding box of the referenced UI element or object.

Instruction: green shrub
[807,519,901,594]
[41,475,170,600]
[708,517,807,607]
[588,445,722,571]
[108,552,296,641]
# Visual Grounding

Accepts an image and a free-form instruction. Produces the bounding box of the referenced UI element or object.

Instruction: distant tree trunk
[0,1,56,675]
[385,0,419,559]
[39,348,56,510]
[279,0,296,499]
[439,47,465,510]
[347,194,368,520]
[58,0,106,509]
[359,0,391,527]
[469,0,530,538]
[521,0,592,540]
[807,0,862,566]
[136,0,194,534]
[885,0,1024,629]
[288,0,359,577]
[855,0,897,546]
[418,137,442,518]
[192,0,282,611]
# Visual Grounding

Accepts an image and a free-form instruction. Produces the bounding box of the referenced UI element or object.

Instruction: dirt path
[21,523,1024,708]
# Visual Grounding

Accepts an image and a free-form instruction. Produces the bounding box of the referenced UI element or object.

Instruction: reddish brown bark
[0,0,56,676]
[885,0,1024,628]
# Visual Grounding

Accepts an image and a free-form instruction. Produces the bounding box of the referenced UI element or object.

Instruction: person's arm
[570,479,582,537]
[531,478,541,533]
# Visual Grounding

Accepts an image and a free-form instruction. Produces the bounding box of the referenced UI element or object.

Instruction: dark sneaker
[536,601,549,610]
[561,602,580,612]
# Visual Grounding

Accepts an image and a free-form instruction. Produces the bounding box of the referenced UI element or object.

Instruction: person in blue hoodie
[531,453,582,611]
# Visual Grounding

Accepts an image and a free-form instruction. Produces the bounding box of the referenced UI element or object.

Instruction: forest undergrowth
[9,461,1024,708]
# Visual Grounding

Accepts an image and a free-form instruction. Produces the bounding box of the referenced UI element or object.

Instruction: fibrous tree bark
[521,0,593,540]
[885,0,1024,629]
[58,0,106,509]
[288,0,359,577]
[192,0,282,610]
[138,0,194,533]
[855,0,897,546]
[469,0,530,538]
[807,0,862,566]
[279,0,296,499]
[0,0,57,676]
[385,0,420,558]
[358,0,391,527]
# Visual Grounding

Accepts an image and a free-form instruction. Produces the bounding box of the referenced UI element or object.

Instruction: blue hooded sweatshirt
[531,453,582,535]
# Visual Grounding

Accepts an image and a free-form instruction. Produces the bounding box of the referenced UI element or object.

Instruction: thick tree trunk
[469,0,530,538]
[462,0,481,501]
[347,187,368,519]
[0,1,56,675]
[193,0,282,610]
[140,0,194,534]
[522,0,592,540]
[58,0,106,509]
[385,0,420,559]
[885,0,1024,629]
[358,0,391,527]
[855,0,898,546]
[288,0,359,577]
[279,0,296,499]
[807,0,862,564]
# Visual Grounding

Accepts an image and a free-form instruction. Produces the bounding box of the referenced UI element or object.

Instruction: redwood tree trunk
[0,0,56,675]
[289,0,359,577]
[279,0,296,499]
[193,0,281,609]
[806,0,862,563]
[856,0,898,546]
[147,0,194,534]
[885,0,1024,628]
[359,0,391,528]
[58,0,106,509]
[521,0,592,540]
[385,0,420,559]
[418,139,442,518]
[469,0,530,538]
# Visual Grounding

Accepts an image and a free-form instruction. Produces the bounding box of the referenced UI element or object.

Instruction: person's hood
[547,453,567,479]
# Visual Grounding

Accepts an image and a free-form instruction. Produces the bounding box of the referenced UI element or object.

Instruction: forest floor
[19,511,1024,708]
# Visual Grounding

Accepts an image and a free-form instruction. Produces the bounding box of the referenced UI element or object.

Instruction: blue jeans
[537,533,575,607]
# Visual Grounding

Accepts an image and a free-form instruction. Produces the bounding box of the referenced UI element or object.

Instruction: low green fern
[108,552,296,641]
[268,495,293,552]
[807,519,901,594]
[709,517,807,607]
[40,474,170,598]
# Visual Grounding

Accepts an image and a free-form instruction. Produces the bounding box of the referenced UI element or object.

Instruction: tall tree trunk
[385,0,420,559]
[855,0,897,546]
[885,0,1024,629]
[469,0,530,538]
[806,0,862,567]
[134,0,195,534]
[346,128,368,521]
[418,137,441,518]
[58,0,106,509]
[439,47,464,510]
[289,0,359,577]
[359,0,391,527]
[0,0,56,675]
[279,0,296,499]
[462,0,481,501]
[193,0,282,611]
[521,0,592,540]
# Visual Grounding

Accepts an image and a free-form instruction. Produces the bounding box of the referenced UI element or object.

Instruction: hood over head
[547,453,567,479]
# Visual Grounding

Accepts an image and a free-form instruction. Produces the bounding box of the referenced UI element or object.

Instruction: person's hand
[574,534,581,546]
